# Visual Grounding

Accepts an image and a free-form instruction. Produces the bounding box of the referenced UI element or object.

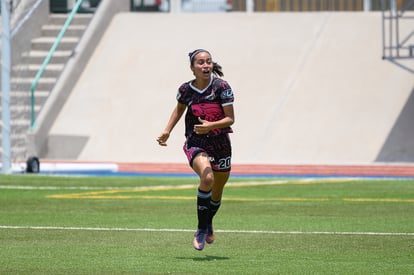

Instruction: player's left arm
[194,104,234,135]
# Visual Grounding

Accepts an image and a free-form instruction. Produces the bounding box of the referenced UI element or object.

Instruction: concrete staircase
[0,13,93,161]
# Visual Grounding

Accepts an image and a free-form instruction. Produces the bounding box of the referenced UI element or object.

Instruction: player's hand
[157,132,170,146]
[194,117,212,135]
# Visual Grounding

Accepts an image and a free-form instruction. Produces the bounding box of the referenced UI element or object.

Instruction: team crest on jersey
[221,89,233,99]
[205,90,216,101]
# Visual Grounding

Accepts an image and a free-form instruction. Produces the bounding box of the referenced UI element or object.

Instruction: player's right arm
[157,102,186,146]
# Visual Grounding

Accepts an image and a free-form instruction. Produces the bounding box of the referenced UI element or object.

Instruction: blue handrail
[30,0,84,128]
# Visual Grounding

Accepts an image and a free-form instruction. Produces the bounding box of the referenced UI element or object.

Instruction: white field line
[0,225,413,236]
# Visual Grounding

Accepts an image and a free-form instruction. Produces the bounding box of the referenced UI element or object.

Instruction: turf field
[0,174,413,274]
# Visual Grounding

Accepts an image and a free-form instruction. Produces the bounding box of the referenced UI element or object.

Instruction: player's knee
[200,168,214,189]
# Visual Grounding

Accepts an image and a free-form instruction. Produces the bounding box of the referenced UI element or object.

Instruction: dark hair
[188,49,224,77]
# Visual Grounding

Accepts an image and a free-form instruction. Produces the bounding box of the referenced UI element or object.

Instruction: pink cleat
[193,229,207,251]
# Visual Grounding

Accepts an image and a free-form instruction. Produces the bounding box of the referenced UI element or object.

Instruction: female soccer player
[157,49,235,251]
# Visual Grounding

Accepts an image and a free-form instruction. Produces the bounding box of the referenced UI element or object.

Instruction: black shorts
[183,133,232,172]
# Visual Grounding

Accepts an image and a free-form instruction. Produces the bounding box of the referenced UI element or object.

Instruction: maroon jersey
[177,76,234,137]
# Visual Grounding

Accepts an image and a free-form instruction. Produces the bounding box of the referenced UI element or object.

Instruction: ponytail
[212,62,224,77]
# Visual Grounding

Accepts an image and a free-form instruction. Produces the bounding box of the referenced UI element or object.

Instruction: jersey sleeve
[218,80,234,107]
[176,83,189,105]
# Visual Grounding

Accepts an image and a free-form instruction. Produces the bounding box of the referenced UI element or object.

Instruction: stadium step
[48,13,93,26]
[22,50,73,65]
[0,90,49,106]
[31,37,80,51]
[11,77,57,91]
[0,105,42,120]
[13,64,65,78]
[42,24,88,37]
[0,119,31,128]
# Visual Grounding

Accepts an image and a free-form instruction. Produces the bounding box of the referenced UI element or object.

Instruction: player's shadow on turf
[176,255,230,261]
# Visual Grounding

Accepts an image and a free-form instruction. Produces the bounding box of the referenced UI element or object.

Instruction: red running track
[37,160,414,177]
[117,162,414,178]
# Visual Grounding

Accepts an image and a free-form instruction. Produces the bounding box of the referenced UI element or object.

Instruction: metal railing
[30,0,84,128]
[382,0,414,60]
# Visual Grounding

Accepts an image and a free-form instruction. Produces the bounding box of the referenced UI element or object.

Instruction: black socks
[208,199,221,225]
[197,189,222,230]
[197,189,211,230]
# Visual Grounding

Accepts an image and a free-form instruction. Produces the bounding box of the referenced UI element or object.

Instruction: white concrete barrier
[45,12,414,164]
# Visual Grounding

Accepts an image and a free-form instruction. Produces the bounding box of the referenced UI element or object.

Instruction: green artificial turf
[0,174,413,274]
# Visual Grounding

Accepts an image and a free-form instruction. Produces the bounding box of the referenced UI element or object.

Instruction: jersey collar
[189,75,213,94]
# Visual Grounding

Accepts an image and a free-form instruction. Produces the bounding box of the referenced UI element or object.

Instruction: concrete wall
[44,12,414,165]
